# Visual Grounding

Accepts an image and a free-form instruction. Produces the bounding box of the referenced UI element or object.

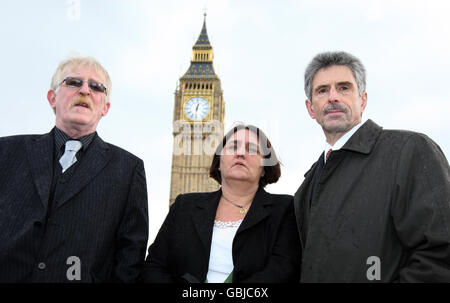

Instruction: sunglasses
[59,77,107,95]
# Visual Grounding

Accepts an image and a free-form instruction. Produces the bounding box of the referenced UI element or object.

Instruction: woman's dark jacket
[140,187,301,283]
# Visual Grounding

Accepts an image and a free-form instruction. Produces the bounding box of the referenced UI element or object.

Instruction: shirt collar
[54,127,96,156]
[324,118,367,163]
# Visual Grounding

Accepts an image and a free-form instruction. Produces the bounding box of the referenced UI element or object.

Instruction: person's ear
[102,102,111,117]
[47,90,57,110]
[305,99,316,119]
[360,92,368,115]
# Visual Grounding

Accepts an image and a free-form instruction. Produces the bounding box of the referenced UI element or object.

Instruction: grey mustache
[323,104,347,114]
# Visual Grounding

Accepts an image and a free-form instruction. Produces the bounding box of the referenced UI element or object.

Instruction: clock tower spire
[169,16,225,205]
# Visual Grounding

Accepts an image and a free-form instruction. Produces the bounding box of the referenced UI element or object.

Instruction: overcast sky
[1,0,449,243]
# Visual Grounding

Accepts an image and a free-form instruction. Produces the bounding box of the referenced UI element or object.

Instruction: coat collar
[238,186,273,234]
[294,153,323,247]
[300,119,382,179]
[300,120,382,176]
[27,130,54,209]
[191,190,220,254]
[341,119,383,155]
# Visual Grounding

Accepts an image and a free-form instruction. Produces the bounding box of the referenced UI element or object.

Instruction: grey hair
[50,56,112,105]
[304,51,366,101]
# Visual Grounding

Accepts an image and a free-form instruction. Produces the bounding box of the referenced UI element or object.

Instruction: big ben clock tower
[169,15,225,205]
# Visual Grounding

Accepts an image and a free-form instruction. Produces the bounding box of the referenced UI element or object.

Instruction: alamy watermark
[172,120,280,166]
[67,0,81,21]
[366,256,381,281]
[66,256,81,281]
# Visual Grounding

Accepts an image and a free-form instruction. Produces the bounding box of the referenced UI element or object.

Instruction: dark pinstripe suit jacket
[0,130,149,282]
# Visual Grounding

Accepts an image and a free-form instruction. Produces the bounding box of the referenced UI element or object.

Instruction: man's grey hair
[304,51,366,101]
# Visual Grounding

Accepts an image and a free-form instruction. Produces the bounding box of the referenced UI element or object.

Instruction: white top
[323,119,366,164]
[206,219,243,283]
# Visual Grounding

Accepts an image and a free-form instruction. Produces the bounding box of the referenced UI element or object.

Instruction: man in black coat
[0,56,148,282]
[294,51,450,282]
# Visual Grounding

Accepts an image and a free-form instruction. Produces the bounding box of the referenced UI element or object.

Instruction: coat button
[37,262,46,270]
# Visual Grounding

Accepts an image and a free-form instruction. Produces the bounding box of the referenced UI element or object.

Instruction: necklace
[222,195,252,214]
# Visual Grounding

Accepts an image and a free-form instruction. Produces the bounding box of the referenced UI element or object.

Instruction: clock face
[184,97,210,121]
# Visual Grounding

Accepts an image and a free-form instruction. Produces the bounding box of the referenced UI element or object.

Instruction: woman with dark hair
[140,124,300,283]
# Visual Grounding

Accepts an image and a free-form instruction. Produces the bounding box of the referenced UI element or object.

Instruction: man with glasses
[294,51,450,282]
[0,56,149,282]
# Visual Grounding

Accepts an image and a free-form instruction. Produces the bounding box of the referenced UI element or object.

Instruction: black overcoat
[294,120,450,282]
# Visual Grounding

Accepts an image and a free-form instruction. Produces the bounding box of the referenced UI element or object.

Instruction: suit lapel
[237,187,273,234]
[191,190,220,255]
[341,119,382,155]
[56,135,112,210]
[294,157,321,248]
[319,120,382,184]
[27,131,54,209]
